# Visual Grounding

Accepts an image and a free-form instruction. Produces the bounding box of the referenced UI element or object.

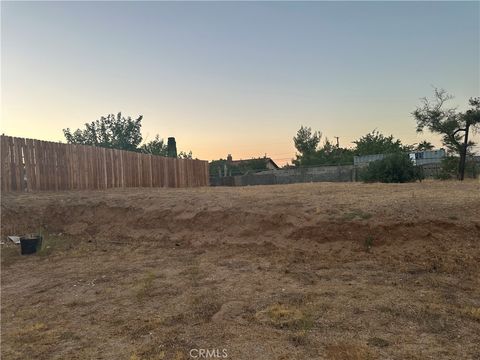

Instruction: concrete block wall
[228,165,357,186]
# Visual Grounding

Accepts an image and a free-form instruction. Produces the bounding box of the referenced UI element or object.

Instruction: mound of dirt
[2,182,479,247]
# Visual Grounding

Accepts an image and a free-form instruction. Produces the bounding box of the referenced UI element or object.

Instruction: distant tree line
[292,127,416,167]
[63,112,193,159]
[293,89,479,181]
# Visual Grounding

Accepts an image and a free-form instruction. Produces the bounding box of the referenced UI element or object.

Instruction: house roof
[229,157,279,169]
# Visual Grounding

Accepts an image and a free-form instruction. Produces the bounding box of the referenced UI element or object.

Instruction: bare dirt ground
[1,181,480,360]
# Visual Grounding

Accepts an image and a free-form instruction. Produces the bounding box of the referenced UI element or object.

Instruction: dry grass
[135,271,156,300]
[1,181,479,359]
[342,209,373,221]
[325,342,376,360]
[255,303,313,330]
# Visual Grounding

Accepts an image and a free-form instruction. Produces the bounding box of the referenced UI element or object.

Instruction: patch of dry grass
[189,294,222,323]
[135,271,156,300]
[255,303,314,330]
[325,342,376,360]
[461,306,480,321]
[342,209,373,221]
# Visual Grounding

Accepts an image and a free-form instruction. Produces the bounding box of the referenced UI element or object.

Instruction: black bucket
[20,235,43,255]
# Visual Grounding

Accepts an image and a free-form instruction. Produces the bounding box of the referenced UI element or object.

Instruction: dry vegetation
[1,181,480,359]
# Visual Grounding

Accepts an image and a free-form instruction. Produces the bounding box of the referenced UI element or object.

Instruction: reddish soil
[1,181,479,359]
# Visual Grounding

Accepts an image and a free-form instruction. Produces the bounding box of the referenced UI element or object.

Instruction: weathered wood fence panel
[0,135,209,192]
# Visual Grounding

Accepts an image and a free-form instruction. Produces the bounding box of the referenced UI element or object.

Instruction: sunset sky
[1,1,479,165]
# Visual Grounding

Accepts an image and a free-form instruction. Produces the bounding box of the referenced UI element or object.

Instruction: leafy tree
[435,156,479,180]
[140,135,167,156]
[209,160,226,177]
[415,140,434,151]
[178,151,193,159]
[65,116,193,159]
[298,138,354,166]
[316,138,355,165]
[361,153,421,183]
[292,127,418,167]
[293,126,321,163]
[293,126,355,166]
[63,112,143,152]
[413,89,480,180]
[140,136,192,158]
[353,130,411,156]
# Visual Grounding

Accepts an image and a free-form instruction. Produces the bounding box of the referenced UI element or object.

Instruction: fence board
[6,137,13,191]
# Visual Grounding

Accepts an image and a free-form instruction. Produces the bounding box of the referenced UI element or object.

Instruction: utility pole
[334,136,340,147]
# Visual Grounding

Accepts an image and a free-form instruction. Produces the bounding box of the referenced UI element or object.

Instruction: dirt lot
[1,181,480,360]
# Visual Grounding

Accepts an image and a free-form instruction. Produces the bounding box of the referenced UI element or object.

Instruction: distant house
[354,149,446,166]
[408,149,446,166]
[210,154,279,177]
[226,154,279,171]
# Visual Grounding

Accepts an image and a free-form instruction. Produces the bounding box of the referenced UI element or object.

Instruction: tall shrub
[361,153,421,183]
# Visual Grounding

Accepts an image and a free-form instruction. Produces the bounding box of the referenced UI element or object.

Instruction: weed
[343,210,372,221]
[278,292,313,306]
[13,322,49,345]
[37,235,74,257]
[22,322,48,332]
[64,299,92,308]
[58,331,81,341]
[189,295,222,322]
[117,316,163,340]
[256,303,314,330]
[289,330,309,347]
[461,306,480,322]
[377,303,451,334]
[367,337,389,348]
[364,236,374,252]
[180,265,202,287]
[135,271,156,300]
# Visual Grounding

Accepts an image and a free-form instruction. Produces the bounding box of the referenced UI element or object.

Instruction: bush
[435,156,479,180]
[361,153,421,183]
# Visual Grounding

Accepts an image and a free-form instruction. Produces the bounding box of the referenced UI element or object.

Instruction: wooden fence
[0,136,209,192]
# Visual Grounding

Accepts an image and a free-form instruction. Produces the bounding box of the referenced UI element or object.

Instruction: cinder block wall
[230,165,356,186]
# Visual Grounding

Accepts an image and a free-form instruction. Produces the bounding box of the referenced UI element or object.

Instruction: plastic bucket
[20,235,43,255]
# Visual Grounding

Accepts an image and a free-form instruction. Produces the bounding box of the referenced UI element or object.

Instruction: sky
[1,1,479,165]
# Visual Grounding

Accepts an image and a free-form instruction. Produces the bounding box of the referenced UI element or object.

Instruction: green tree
[435,156,479,180]
[293,126,321,164]
[63,112,143,152]
[178,151,193,159]
[353,130,411,156]
[413,89,480,180]
[140,135,167,156]
[292,127,417,167]
[293,126,355,166]
[415,140,434,151]
[308,138,354,166]
[65,117,193,159]
[361,153,421,183]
